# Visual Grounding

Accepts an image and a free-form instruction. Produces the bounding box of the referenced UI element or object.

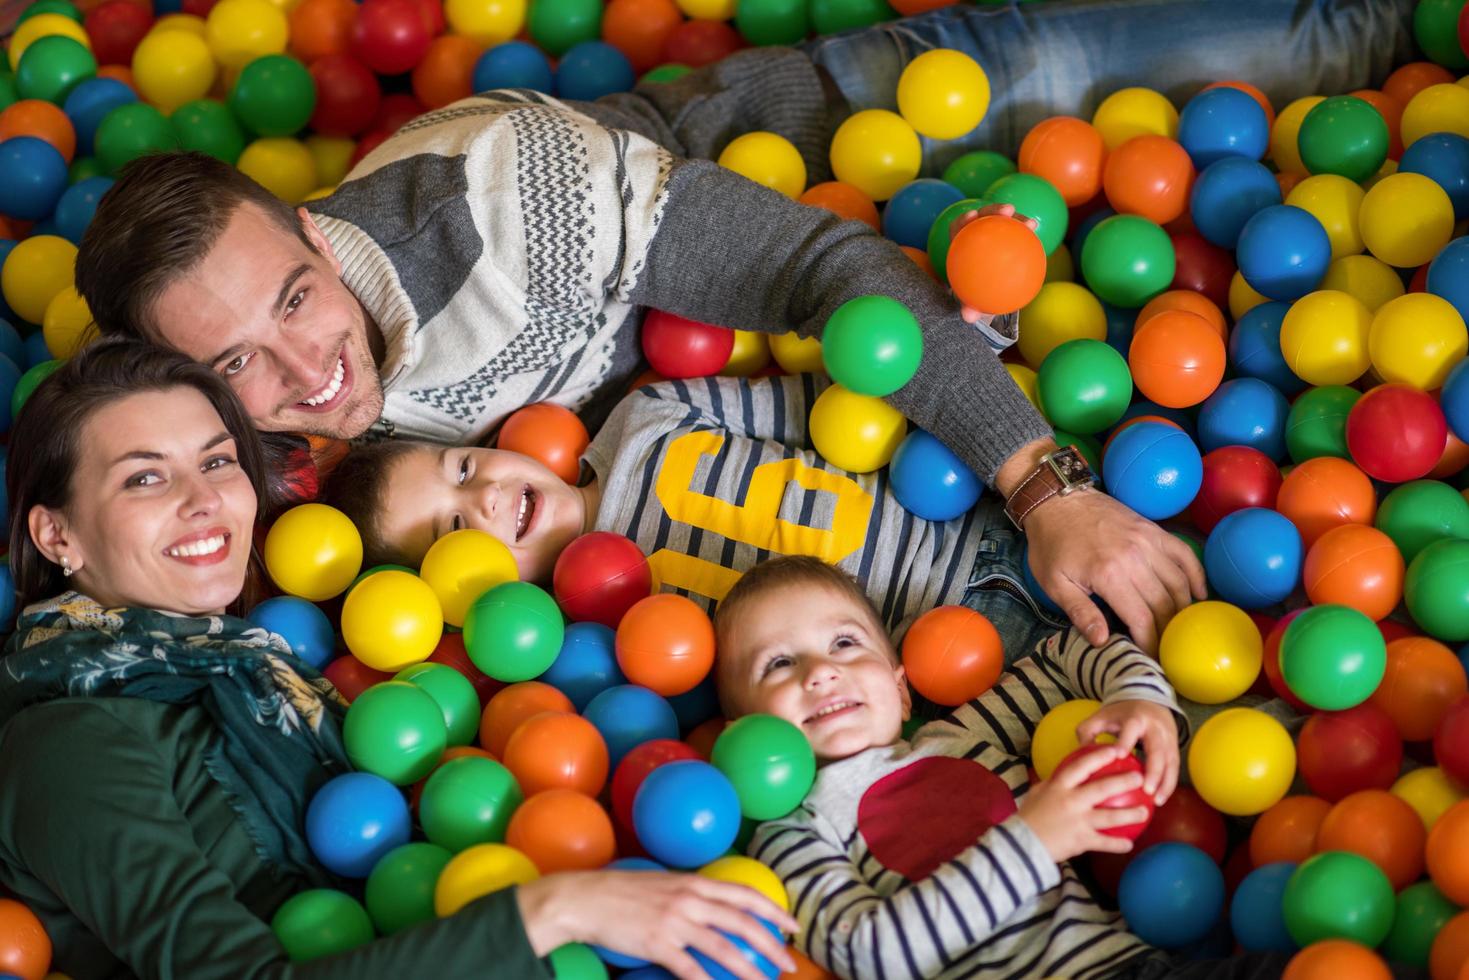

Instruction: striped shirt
[583,373,986,633]
[749,629,1180,980]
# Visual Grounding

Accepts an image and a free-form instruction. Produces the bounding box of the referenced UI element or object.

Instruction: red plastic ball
[601,0,683,73]
[309,54,383,137]
[408,0,445,36]
[900,605,1003,707]
[615,593,715,697]
[350,129,390,168]
[322,654,393,702]
[552,531,653,629]
[610,738,702,833]
[351,0,432,76]
[1262,609,1311,712]
[1435,695,1469,789]
[1346,384,1450,484]
[1188,445,1281,534]
[84,0,154,66]
[1297,702,1404,802]
[1169,231,1235,309]
[661,18,743,67]
[498,402,590,484]
[372,92,425,133]
[641,308,735,378]
[182,0,217,17]
[1132,785,1228,863]
[1056,744,1155,841]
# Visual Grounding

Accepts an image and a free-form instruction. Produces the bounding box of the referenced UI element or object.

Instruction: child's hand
[1077,700,1180,806]
[947,203,1041,325]
[1017,744,1149,863]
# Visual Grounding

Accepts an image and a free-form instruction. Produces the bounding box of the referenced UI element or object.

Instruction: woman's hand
[517,870,800,980]
[1016,744,1149,864]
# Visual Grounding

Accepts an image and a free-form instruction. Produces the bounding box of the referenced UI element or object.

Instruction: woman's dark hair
[6,341,275,612]
[319,439,423,570]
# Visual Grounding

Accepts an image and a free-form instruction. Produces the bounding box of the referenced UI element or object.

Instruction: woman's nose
[177,472,223,518]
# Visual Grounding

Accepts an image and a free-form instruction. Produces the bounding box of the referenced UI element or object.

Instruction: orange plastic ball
[1275,457,1377,548]
[1349,89,1405,159]
[1428,801,1469,905]
[901,605,1003,706]
[1283,940,1391,980]
[1432,911,1469,980]
[478,681,574,757]
[798,181,880,231]
[505,789,617,873]
[1127,309,1226,409]
[615,593,715,697]
[1383,62,1457,107]
[601,0,683,73]
[946,214,1046,315]
[95,64,135,89]
[1302,524,1405,621]
[412,35,483,109]
[1101,413,1184,460]
[496,401,590,484]
[1204,80,1276,129]
[899,244,937,280]
[1018,115,1106,207]
[0,99,76,162]
[1430,430,1469,480]
[289,0,358,61]
[1101,134,1195,225]
[1315,789,1427,890]
[1136,289,1227,340]
[685,716,725,759]
[1250,794,1331,866]
[502,710,610,797]
[0,899,51,980]
[783,948,837,980]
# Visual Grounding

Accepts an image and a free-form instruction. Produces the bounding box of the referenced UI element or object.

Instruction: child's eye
[457,456,470,486]
[832,635,858,650]
[761,654,794,677]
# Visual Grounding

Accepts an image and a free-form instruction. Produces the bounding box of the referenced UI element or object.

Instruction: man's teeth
[812,701,855,719]
[167,534,226,558]
[301,358,345,407]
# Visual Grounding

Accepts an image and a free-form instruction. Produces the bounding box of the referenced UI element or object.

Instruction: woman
[0,340,795,980]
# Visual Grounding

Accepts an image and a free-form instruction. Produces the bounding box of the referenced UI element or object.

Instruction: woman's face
[35,387,258,616]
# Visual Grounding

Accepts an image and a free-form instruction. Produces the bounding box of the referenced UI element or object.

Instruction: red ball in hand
[1057,743,1155,841]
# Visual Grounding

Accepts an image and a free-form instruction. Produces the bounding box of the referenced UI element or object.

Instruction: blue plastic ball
[1189,157,1281,249]
[1102,302,1139,357]
[53,175,113,244]
[633,760,741,869]
[1204,507,1302,608]
[0,320,22,368]
[592,857,665,967]
[883,178,965,249]
[1428,236,1469,326]
[1101,421,1204,521]
[248,595,337,669]
[1235,205,1331,302]
[690,917,784,980]
[583,684,679,769]
[1445,357,1469,443]
[0,354,22,433]
[1118,842,1226,948]
[554,41,635,102]
[1177,87,1270,169]
[537,621,623,711]
[889,428,984,521]
[1197,377,1290,461]
[1228,301,1308,397]
[667,673,721,731]
[0,137,69,222]
[63,77,136,157]
[1399,132,1469,220]
[23,332,50,369]
[620,970,676,979]
[1230,861,1297,953]
[305,772,412,878]
[473,41,555,94]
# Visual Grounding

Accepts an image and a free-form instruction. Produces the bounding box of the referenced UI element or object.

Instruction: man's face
[150,204,385,440]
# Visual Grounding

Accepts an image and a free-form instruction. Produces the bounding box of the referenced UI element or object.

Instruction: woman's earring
[61,556,73,578]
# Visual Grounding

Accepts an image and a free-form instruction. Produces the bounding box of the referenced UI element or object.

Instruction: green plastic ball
[1079,214,1175,308]
[230,54,316,137]
[809,0,894,34]
[735,0,810,46]
[364,841,453,935]
[820,295,923,397]
[395,661,481,747]
[1414,0,1469,70]
[528,0,603,57]
[710,713,817,820]
[984,172,1068,255]
[1382,880,1460,968]
[171,99,246,164]
[270,889,375,962]
[462,581,566,682]
[95,102,178,174]
[942,150,1015,199]
[1173,531,1205,566]
[350,563,418,590]
[16,0,81,23]
[12,359,62,421]
[1405,538,1469,642]
[548,942,610,980]
[419,755,523,852]
[67,155,104,182]
[15,35,94,105]
[1297,95,1389,184]
[1375,480,1469,565]
[925,196,986,284]
[1036,339,1134,434]
[0,75,18,113]
[1279,604,1387,710]
[1282,851,1396,948]
[641,64,692,84]
[342,680,448,786]
[1285,384,1360,463]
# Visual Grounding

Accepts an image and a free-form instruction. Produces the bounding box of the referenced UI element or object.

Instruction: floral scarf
[0,592,351,886]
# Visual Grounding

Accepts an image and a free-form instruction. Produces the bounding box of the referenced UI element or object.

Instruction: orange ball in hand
[946,215,1046,316]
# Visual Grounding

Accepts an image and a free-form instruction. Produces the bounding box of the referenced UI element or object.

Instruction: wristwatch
[1003,446,1096,528]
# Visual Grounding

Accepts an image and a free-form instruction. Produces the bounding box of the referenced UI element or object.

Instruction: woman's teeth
[301,358,345,407]
[166,534,227,558]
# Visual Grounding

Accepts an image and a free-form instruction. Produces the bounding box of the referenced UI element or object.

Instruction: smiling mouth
[163,530,232,566]
[805,700,862,724]
[515,485,537,541]
[297,353,349,411]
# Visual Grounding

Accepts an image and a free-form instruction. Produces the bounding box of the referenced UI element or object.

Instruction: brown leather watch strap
[1003,448,1094,528]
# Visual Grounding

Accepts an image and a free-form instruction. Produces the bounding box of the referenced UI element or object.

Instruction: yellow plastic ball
[237,137,318,205]
[1363,156,1399,191]
[151,13,207,35]
[1005,362,1040,410]
[1392,767,1466,832]
[1091,87,1178,151]
[895,49,991,141]
[445,0,526,47]
[1401,83,1469,146]
[1284,174,1364,259]
[1158,601,1263,704]
[717,132,807,200]
[132,29,217,113]
[1044,242,1075,284]
[419,528,519,627]
[1228,269,1270,322]
[341,570,444,671]
[699,856,789,912]
[1187,707,1295,816]
[1360,172,1456,269]
[1270,95,1326,175]
[2,234,76,326]
[301,187,336,202]
[1018,282,1105,369]
[1368,293,1468,390]
[808,383,907,474]
[42,286,93,360]
[1031,698,1103,779]
[1319,254,1405,312]
[263,502,364,601]
[206,0,288,71]
[769,331,823,374]
[306,134,355,188]
[435,844,539,917]
[8,13,91,70]
[719,329,772,377]
[676,0,735,20]
[1278,289,1372,385]
[828,109,921,203]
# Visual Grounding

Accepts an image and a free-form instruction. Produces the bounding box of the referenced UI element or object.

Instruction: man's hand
[1076,700,1180,806]
[948,203,1040,326]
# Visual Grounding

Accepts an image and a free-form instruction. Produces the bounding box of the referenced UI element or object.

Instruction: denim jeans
[957,495,1069,669]
[801,0,1417,171]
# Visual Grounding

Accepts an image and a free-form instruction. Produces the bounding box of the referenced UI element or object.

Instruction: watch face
[1052,447,1093,484]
